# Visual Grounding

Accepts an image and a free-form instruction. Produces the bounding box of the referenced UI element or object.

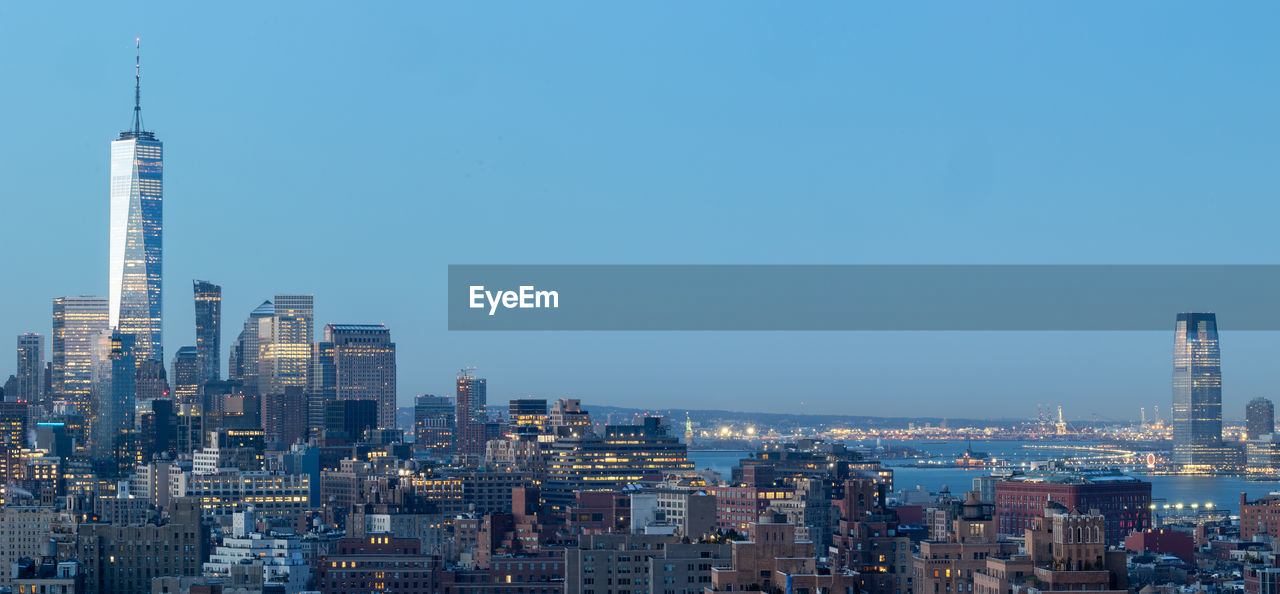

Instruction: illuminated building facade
[994,471,1151,546]
[1172,312,1232,467]
[170,345,200,403]
[51,296,109,404]
[261,294,313,396]
[193,280,221,382]
[108,49,163,364]
[325,324,397,428]
[543,417,694,510]
[508,398,548,441]
[173,470,311,519]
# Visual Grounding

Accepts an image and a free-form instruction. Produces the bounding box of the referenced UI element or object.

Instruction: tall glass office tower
[261,294,314,395]
[109,41,163,364]
[193,280,221,382]
[51,296,110,404]
[1172,312,1224,467]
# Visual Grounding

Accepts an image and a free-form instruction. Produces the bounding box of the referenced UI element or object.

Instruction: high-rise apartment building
[108,44,163,364]
[15,333,44,402]
[324,324,397,429]
[170,345,200,404]
[193,280,221,382]
[1172,312,1230,467]
[1248,397,1275,441]
[455,369,488,455]
[51,296,109,404]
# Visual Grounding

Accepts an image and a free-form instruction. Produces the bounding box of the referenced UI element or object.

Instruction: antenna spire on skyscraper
[133,37,143,134]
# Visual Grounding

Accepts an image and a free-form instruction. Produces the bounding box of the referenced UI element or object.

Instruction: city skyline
[3,4,1280,418]
[1,8,1280,593]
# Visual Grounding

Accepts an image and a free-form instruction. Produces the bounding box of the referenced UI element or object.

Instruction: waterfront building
[994,470,1151,546]
[1172,312,1236,468]
[1248,397,1276,441]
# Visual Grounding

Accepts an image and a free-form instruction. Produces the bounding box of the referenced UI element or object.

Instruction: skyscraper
[307,341,336,438]
[456,369,488,456]
[16,333,44,402]
[93,331,136,462]
[1172,312,1229,467]
[1247,397,1275,441]
[171,346,200,404]
[109,41,163,364]
[193,280,221,382]
[324,324,397,429]
[260,294,314,396]
[51,296,110,405]
[229,300,273,394]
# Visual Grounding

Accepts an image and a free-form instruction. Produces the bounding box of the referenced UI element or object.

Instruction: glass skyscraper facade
[261,294,314,396]
[171,345,200,404]
[51,296,110,405]
[229,300,274,394]
[1172,312,1226,467]
[93,331,137,461]
[193,280,221,382]
[16,333,45,402]
[108,85,163,364]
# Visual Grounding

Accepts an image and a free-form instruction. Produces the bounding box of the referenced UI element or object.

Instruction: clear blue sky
[2,2,1278,420]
